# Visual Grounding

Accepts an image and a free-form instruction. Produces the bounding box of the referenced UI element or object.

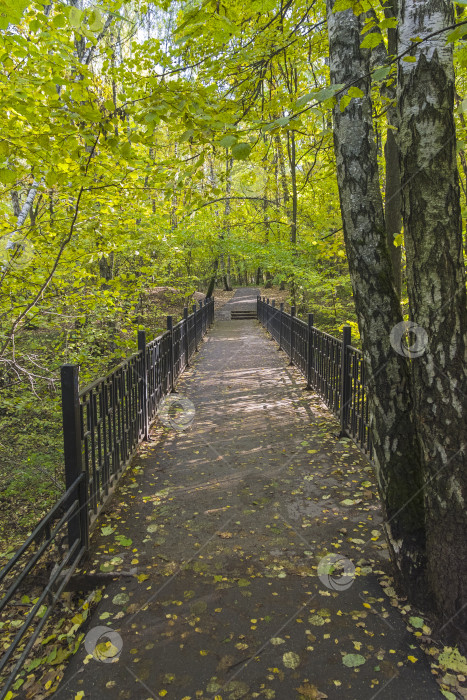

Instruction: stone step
[230,310,257,319]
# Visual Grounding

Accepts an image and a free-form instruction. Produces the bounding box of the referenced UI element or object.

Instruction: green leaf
[447,25,467,43]
[69,6,83,29]
[393,233,404,247]
[180,129,194,143]
[402,55,417,63]
[0,0,29,27]
[0,168,17,184]
[360,33,383,50]
[100,562,115,572]
[438,647,467,673]
[372,65,391,82]
[409,616,424,628]
[294,92,315,109]
[88,9,104,33]
[231,143,251,161]
[112,592,130,606]
[348,87,365,99]
[314,83,345,104]
[342,653,366,667]
[115,535,132,546]
[219,135,238,148]
[339,95,351,112]
[441,691,456,700]
[380,17,398,30]
[101,525,115,536]
[52,13,67,29]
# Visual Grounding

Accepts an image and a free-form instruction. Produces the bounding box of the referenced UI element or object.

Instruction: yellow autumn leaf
[407,655,418,663]
[283,651,300,669]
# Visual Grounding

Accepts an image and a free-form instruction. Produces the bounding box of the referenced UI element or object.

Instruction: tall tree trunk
[286,130,298,306]
[222,155,233,291]
[10,191,20,218]
[398,0,467,642]
[275,134,289,291]
[226,254,231,290]
[206,258,218,298]
[327,0,427,602]
[16,179,42,230]
[384,0,402,298]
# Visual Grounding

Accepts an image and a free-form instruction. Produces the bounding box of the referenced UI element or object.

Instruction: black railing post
[61,364,89,558]
[279,302,284,350]
[199,300,203,337]
[193,304,198,350]
[271,299,276,340]
[306,313,314,389]
[257,295,260,319]
[289,306,296,365]
[266,299,270,333]
[203,298,207,333]
[340,325,352,437]
[138,330,148,440]
[167,315,174,392]
[184,307,190,368]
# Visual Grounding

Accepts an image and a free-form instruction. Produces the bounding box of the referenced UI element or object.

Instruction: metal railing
[257,296,372,460]
[0,297,214,698]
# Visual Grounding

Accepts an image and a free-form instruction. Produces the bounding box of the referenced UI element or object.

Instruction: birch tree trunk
[326,0,427,602]
[384,0,402,298]
[398,0,467,640]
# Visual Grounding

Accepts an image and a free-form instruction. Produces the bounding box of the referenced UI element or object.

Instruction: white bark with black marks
[326,0,427,602]
[398,0,467,642]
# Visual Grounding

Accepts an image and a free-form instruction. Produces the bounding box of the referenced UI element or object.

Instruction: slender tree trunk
[206,258,218,298]
[398,0,467,642]
[16,179,42,230]
[384,0,402,298]
[275,134,289,291]
[222,156,233,290]
[327,0,427,602]
[226,254,231,290]
[10,191,20,218]
[287,130,298,306]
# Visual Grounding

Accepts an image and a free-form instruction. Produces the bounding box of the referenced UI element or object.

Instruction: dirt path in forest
[57,288,442,700]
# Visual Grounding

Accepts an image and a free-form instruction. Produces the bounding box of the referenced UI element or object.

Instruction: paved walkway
[57,289,442,699]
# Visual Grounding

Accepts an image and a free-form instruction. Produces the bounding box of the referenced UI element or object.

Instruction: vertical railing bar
[60,365,89,558]
[289,306,295,365]
[339,325,351,438]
